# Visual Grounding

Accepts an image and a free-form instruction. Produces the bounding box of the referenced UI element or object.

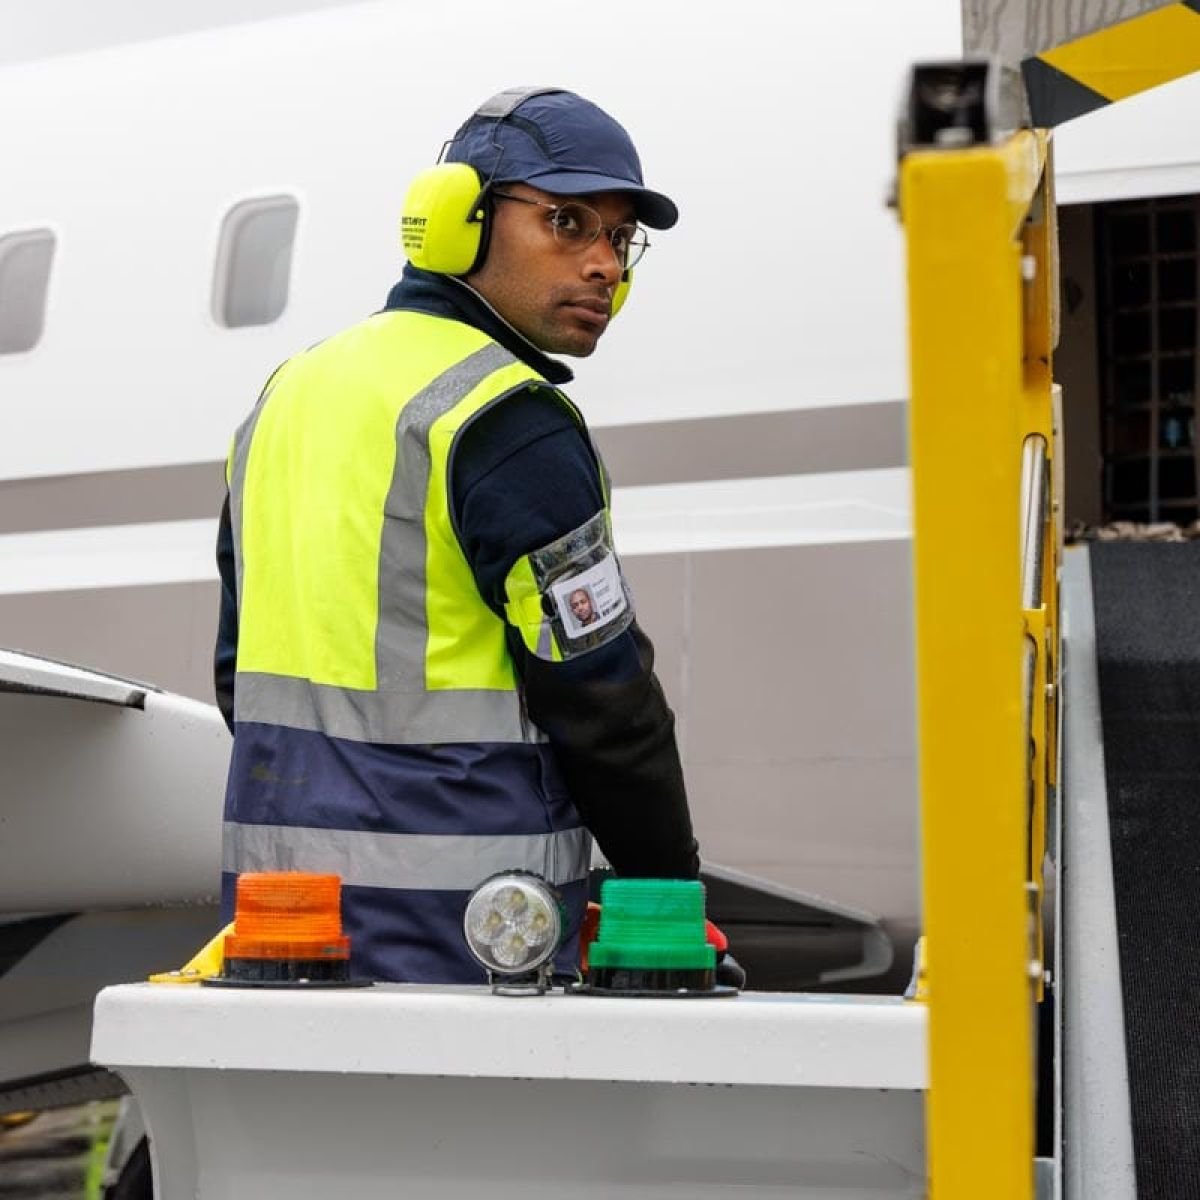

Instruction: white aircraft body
[1,0,1198,1111]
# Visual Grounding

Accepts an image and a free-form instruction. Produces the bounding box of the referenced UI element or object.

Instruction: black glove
[716,951,746,990]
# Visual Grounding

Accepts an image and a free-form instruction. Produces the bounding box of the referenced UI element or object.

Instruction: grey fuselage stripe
[223,821,592,891]
[594,401,908,487]
[0,401,907,534]
[0,460,225,534]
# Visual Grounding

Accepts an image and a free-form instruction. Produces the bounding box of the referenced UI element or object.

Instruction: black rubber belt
[1091,541,1200,1197]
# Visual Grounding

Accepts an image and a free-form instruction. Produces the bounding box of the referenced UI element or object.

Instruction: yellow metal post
[901,129,1049,1200]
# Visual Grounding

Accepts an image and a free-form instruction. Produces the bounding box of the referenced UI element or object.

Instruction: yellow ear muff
[400,163,487,276]
[611,270,633,318]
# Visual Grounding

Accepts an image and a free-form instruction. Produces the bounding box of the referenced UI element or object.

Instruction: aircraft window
[0,229,55,354]
[213,195,299,328]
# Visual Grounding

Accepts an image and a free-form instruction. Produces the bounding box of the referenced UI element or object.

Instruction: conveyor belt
[1090,541,1200,1198]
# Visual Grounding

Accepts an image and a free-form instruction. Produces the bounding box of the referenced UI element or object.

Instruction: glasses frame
[491,191,650,270]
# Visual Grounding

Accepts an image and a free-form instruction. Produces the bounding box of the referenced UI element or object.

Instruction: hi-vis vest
[222,311,594,983]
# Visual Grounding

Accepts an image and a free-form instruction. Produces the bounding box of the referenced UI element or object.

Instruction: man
[568,588,597,628]
[214,87,699,983]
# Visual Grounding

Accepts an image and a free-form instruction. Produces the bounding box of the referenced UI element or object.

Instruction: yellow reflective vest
[222,311,593,982]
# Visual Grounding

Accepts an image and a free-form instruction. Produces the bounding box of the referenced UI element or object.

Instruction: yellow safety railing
[900,126,1061,1199]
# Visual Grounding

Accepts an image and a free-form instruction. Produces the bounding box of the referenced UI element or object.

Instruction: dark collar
[383,266,574,387]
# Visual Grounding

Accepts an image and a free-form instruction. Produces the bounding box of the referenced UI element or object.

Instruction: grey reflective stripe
[224,821,592,891]
[235,671,542,745]
[228,367,283,615]
[231,339,537,745]
[474,86,561,120]
[376,341,516,692]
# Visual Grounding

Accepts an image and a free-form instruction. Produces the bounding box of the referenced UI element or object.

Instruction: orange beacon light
[207,872,367,988]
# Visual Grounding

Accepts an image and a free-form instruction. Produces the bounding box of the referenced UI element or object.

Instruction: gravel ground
[0,1104,118,1200]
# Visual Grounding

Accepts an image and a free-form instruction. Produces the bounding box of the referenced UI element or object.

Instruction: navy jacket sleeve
[214,492,238,733]
[451,387,699,879]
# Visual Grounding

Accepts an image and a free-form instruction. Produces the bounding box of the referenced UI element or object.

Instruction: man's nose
[581,234,623,284]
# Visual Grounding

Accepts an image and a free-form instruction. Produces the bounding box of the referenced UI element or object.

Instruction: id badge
[527,511,633,659]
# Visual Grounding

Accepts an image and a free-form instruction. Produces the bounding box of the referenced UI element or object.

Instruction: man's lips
[561,298,611,328]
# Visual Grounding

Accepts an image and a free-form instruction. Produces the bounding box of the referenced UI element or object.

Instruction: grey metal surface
[0,648,146,706]
[699,861,895,988]
[1060,547,1136,1200]
[635,539,918,954]
[1036,1157,1057,1200]
[0,537,919,990]
[1022,435,1048,611]
[962,0,1176,65]
[0,581,221,702]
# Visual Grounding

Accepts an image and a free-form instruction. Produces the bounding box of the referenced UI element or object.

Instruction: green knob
[588,879,716,971]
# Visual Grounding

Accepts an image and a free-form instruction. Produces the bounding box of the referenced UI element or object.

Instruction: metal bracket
[897,58,1027,156]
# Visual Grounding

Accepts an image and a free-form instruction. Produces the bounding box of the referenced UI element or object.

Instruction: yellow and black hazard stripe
[1023,0,1200,127]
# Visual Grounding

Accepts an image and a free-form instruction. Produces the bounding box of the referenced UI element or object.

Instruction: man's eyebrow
[561,193,638,224]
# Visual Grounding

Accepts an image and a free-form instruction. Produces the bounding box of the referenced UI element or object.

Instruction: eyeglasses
[491,191,650,270]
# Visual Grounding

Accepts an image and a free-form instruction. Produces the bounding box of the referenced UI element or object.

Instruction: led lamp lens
[464,874,563,976]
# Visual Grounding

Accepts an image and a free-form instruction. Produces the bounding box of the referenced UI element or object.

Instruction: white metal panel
[0,647,146,703]
[125,1068,925,1199]
[0,685,227,911]
[0,520,219,595]
[95,984,926,1197]
[1055,71,1200,204]
[0,0,960,481]
[94,983,926,1088]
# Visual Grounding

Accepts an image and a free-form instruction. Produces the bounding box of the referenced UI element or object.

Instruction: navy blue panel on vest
[226,724,575,836]
[221,872,586,983]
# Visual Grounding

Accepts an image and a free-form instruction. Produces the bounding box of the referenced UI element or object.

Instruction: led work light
[463,872,564,994]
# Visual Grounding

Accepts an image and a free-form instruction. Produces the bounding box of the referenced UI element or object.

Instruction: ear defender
[611,270,633,318]
[400,163,488,276]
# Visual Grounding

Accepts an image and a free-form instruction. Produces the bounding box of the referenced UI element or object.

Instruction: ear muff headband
[401,162,488,277]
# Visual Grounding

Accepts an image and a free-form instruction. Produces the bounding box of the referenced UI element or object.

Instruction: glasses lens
[547,203,650,270]
[615,226,649,270]
[548,203,602,249]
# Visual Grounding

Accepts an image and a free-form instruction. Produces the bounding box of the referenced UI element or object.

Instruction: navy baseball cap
[446,87,679,230]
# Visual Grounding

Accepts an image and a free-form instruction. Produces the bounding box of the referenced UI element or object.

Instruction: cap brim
[520,169,679,229]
